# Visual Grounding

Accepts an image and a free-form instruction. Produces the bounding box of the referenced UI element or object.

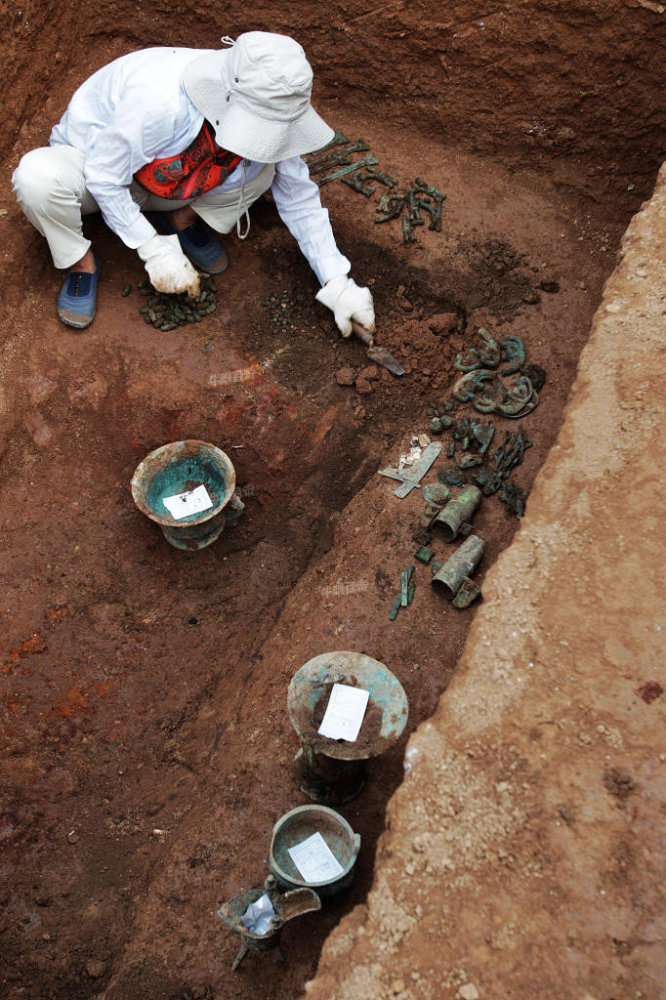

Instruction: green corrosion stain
[145,455,226,523]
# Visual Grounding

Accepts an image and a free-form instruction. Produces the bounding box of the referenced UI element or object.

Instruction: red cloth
[134,122,242,199]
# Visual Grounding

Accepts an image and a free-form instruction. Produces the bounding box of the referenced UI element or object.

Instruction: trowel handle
[352,321,374,347]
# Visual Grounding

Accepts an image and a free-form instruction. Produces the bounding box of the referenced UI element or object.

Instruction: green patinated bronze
[135,273,218,331]
[432,534,486,601]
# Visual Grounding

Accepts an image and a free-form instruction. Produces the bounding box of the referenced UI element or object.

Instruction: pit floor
[0,113,626,999]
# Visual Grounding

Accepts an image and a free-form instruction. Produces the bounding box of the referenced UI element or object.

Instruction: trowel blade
[351,322,405,377]
[366,345,405,376]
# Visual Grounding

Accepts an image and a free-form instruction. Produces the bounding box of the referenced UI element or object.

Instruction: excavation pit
[1,4,664,1000]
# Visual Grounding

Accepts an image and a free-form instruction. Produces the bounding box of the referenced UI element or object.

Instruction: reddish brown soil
[1,4,664,1000]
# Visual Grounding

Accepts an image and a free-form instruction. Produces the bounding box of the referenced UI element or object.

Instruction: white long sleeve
[50,48,207,248]
[81,93,180,247]
[271,156,351,286]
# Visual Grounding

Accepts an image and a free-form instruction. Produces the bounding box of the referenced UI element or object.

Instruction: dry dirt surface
[1,3,665,1000]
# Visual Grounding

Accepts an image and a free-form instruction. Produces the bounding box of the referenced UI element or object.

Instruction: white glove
[137,234,200,299]
[316,275,375,338]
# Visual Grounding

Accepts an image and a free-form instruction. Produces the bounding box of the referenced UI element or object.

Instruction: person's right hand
[137,234,200,298]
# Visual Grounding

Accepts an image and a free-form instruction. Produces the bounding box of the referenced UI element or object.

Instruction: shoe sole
[57,307,95,329]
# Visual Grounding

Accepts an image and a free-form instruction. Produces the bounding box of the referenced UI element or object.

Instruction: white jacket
[50,47,350,285]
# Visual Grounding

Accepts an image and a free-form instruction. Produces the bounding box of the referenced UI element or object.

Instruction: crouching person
[13,32,375,337]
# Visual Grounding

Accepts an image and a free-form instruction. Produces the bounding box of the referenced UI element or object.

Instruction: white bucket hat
[182,32,334,162]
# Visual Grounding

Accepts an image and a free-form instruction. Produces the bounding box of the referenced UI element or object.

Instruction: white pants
[12,145,276,270]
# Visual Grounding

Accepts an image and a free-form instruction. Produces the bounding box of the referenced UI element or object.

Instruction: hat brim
[182,50,230,128]
[183,50,334,162]
[217,102,334,162]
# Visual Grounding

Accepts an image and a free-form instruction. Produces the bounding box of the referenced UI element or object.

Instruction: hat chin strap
[235,160,251,240]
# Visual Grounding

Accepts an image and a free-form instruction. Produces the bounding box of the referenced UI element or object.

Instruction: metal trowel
[352,322,405,376]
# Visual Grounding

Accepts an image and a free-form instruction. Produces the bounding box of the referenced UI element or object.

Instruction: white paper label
[287,831,345,883]
[240,893,275,936]
[162,484,213,519]
[317,683,370,742]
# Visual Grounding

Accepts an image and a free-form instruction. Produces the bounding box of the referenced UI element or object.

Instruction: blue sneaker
[57,259,99,329]
[155,213,228,274]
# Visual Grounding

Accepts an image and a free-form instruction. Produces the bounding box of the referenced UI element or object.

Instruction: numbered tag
[317,683,369,742]
[162,484,213,519]
[288,832,344,883]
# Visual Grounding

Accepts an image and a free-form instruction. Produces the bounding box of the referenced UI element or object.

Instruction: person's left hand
[316,275,375,338]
